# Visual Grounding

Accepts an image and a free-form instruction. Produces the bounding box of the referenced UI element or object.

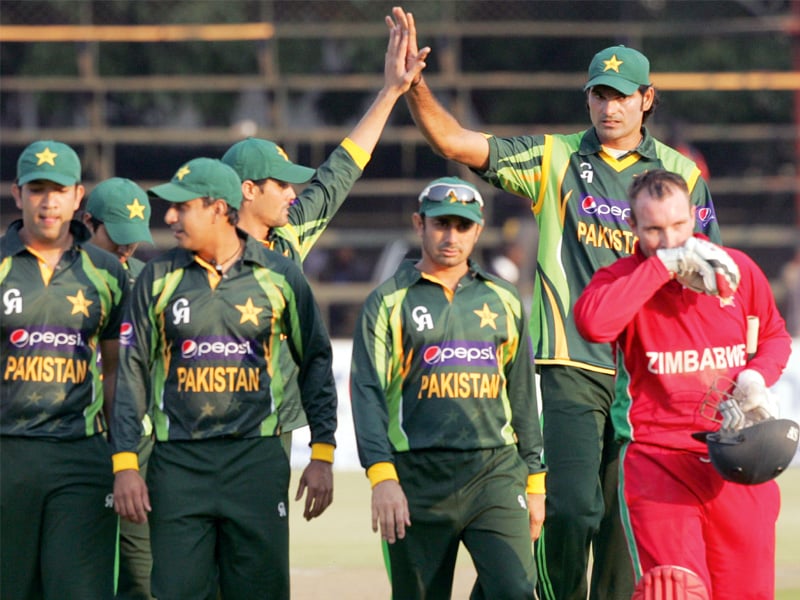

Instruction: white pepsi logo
[422,343,495,366]
[580,196,630,220]
[10,328,84,349]
[119,322,134,346]
[180,338,253,359]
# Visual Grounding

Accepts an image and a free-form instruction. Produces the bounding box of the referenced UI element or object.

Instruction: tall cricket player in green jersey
[1,140,129,600]
[110,158,337,599]
[389,8,720,600]
[351,177,545,599]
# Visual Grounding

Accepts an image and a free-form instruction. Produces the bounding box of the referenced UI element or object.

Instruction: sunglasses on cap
[418,183,484,207]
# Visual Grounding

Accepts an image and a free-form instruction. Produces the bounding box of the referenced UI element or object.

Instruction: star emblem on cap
[66,289,93,317]
[603,54,623,73]
[275,146,290,162]
[447,189,460,204]
[176,165,191,181]
[126,198,146,220]
[473,303,498,330]
[235,297,264,326]
[35,147,58,166]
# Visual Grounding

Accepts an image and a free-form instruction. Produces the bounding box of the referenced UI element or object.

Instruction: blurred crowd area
[2,0,798,337]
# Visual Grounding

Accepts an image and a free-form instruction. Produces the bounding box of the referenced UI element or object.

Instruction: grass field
[288,467,800,599]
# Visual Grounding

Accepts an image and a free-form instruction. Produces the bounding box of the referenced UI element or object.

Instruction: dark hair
[628,169,690,224]
[201,196,240,226]
[641,85,659,123]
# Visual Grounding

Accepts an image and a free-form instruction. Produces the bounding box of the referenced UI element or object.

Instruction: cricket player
[350,177,545,599]
[574,169,791,599]
[83,176,155,600]
[110,158,337,599]
[1,140,129,599]
[221,21,428,482]
[387,7,720,599]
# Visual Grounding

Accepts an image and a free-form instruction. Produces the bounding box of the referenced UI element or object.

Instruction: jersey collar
[1,218,91,256]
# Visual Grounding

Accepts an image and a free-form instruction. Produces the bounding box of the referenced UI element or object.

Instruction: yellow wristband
[366,462,399,488]
[341,138,371,170]
[526,472,546,495]
[310,443,335,463]
[112,452,140,474]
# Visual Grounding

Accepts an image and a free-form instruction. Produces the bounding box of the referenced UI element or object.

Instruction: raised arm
[345,14,430,153]
[389,6,490,170]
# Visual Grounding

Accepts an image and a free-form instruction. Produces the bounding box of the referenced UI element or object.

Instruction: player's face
[587,85,654,150]
[12,180,84,249]
[85,219,140,264]
[246,178,294,230]
[163,197,216,252]
[629,186,696,258]
[415,214,482,270]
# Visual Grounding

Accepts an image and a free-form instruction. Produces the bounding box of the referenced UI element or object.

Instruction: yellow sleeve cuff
[341,137,371,170]
[366,462,399,488]
[112,452,140,474]
[310,443,335,463]
[526,472,546,495]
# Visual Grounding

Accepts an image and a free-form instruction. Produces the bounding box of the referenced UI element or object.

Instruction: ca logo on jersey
[412,306,434,331]
[172,298,191,325]
[3,289,22,315]
[580,162,594,184]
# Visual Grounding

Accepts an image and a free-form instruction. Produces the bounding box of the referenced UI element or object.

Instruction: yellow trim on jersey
[112,451,140,473]
[598,149,641,172]
[420,272,455,302]
[541,277,569,359]
[367,461,399,487]
[341,137,371,170]
[25,247,55,285]
[194,255,222,289]
[310,442,335,463]
[536,358,616,375]
[527,472,546,495]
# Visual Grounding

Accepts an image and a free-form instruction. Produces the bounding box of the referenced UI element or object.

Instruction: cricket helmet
[705,419,799,485]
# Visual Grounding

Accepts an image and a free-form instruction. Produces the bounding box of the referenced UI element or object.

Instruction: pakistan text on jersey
[646,344,747,375]
[176,366,260,393]
[4,356,88,383]
[577,222,637,253]
[418,372,501,399]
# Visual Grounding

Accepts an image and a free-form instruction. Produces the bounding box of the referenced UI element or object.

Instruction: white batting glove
[734,369,778,427]
[657,237,740,298]
[718,397,746,431]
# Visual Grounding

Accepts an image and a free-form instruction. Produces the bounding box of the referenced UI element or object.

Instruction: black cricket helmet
[705,419,799,485]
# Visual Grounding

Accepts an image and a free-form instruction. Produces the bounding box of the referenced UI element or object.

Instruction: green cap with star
[584,45,651,96]
[149,158,243,209]
[17,140,82,186]
[221,137,315,184]
[86,178,154,245]
[418,176,485,226]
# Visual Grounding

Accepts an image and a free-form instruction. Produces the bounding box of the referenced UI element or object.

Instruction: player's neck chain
[212,239,244,274]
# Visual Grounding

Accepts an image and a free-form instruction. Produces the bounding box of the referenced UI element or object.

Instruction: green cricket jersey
[479,126,721,374]
[263,141,369,433]
[124,255,146,286]
[0,220,128,439]
[350,259,544,477]
[109,231,337,458]
[265,141,368,263]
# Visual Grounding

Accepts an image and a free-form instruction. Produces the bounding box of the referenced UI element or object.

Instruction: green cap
[221,138,315,184]
[418,177,484,226]
[17,140,81,186]
[584,45,651,96]
[149,158,243,209]
[86,178,154,245]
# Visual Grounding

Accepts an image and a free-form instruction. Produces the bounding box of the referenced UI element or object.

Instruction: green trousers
[388,445,536,600]
[0,435,116,600]
[535,365,634,600]
[147,436,290,600]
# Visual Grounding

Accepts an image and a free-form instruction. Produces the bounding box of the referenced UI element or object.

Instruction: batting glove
[718,397,746,431]
[657,237,740,298]
[734,369,778,427]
